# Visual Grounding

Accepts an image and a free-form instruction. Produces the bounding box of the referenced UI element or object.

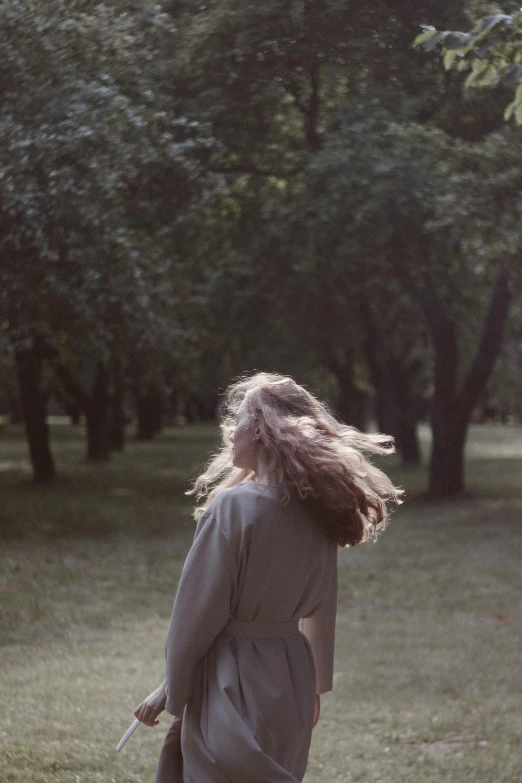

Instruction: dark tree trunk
[64,403,82,425]
[110,356,125,452]
[84,360,112,461]
[14,338,55,483]
[360,297,421,464]
[397,411,422,464]
[393,221,513,494]
[137,381,164,439]
[38,342,126,463]
[184,395,200,425]
[169,386,183,425]
[336,385,368,432]
[8,392,24,424]
[430,411,467,495]
[428,269,512,496]
[360,307,398,435]
[182,392,220,424]
[328,349,368,431]
[197,392,220,422]
[288,60,323,152]
[390,358,422,465]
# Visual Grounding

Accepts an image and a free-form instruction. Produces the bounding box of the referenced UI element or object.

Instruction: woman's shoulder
[209,481,266,511]
[214,480,276,497]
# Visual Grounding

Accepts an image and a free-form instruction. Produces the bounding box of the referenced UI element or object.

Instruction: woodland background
[1,0,522,497]
[1,4,522,781]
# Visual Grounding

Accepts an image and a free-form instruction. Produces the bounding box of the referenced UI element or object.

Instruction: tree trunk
[336,385,368,431]
[428,269,512,495]
[196,392,220,422]
[85,360,112,461]
[8,392,24,424]
[393,222,513,494]
[64,403,82,425]
[328,349,368,431]
[110,356,125,452]
[390,358,422,465]
[360,300,394,435]
[38,342,126,463]
[360,296,421,464]
[137,381,164,439]
[14,338,55,483]
[397,411,422,464]
[429,414,467,495]
[184,396,200,425]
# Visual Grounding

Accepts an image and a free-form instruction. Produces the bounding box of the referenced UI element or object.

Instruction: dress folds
[154,481,338,783]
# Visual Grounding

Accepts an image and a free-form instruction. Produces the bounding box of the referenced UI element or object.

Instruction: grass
[0,420,521,782]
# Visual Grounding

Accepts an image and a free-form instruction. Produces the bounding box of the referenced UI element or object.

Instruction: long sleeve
[298,544,338,695]
[164,508,237,716]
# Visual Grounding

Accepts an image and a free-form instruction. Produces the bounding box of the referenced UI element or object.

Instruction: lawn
[0,421,521,783]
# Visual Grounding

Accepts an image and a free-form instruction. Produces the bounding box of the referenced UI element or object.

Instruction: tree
[413,2,522,122]
[0,0,215,477]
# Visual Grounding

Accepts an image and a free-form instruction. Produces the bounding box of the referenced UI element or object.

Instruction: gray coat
[154,480,338,783]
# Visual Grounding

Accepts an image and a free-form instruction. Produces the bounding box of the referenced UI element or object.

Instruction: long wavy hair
[185,372,404,547]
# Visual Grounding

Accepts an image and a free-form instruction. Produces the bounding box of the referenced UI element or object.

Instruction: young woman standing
[134,371,403,782]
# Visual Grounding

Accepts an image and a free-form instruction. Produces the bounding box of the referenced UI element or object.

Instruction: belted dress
[154,480,338,783]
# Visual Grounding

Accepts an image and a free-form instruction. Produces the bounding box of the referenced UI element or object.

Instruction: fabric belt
[221,618,300,639]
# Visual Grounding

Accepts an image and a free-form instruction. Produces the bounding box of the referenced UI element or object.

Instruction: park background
[1,1,522,781]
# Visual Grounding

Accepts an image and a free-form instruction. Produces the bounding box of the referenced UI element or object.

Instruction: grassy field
[0,421,521,783]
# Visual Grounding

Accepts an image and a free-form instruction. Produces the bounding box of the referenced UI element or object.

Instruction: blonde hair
[185,371,404,547]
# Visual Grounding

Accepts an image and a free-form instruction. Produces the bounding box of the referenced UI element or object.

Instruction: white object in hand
[116,717,141,752]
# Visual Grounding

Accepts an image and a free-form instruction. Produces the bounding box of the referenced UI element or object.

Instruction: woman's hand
[133,682,167,727]
[312,694,320,728]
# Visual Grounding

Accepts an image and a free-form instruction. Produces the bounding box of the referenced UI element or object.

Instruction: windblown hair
[185,372,404,547]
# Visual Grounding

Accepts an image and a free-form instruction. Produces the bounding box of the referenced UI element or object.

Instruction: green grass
[1,421,521,782]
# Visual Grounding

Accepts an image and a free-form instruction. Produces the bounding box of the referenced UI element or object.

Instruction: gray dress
[154,480,338,783]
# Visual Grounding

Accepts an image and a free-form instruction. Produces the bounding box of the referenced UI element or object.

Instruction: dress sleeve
[298,543,338,695]
[163,507,237,716]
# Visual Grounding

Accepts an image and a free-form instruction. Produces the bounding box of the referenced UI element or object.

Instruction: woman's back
[223,481,337,628]
[157,480,337,783]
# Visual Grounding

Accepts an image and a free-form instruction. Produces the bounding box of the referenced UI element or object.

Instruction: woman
[134,371,403,782]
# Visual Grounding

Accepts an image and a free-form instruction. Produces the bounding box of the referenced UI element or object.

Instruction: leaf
[424,33,444,52]
[464,59,489,87]
[504,100,516,121]
[443,49,460,70]
[513,82,522,103]
[443,33,473,51]
[501,63,522,83]
[514,101,522,124]
[412,30,441,50]
[474,42,494,59]
[479,14,512,33]
[457,59,471,72]
[477,64,498,87]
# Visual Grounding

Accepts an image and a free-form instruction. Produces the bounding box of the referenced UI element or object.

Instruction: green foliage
[1,0,521,482]
[0,0,216,390]
[413,5,522,123]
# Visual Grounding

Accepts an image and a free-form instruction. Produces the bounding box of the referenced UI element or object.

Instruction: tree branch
[306,60,322,151]
[286,62,322,152]
[456,268,513,418]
